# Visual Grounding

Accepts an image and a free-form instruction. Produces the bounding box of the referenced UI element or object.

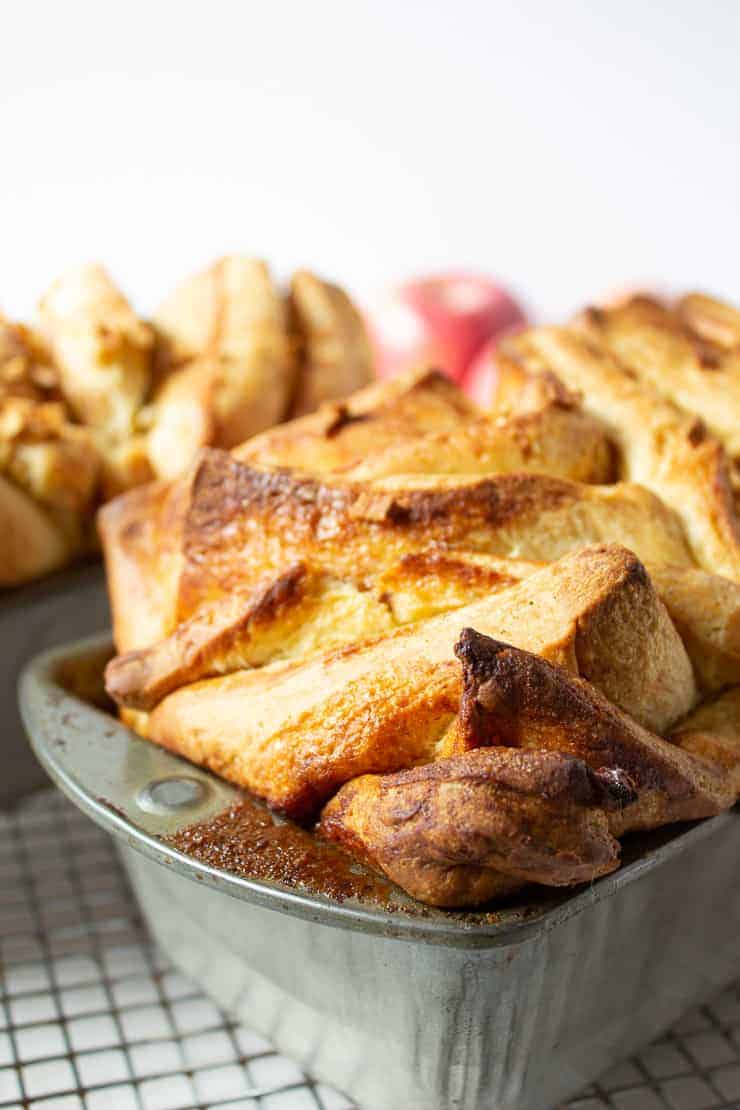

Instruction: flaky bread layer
[142,545,695,819]
[670,687,740,796]
[235,367,478,472]
[497,327,740,580]
[38,264,153,441]
[237,363,614,485]
[105,564,397,712]
[174,449,692,623]
[343,403,615,484]
[287,270,374,418]
[99,445,691,660]
[574,294,740,460]
[645,564,740,691]
[151,256,294,458]
[678,293,740,351]
[106,544,740,713]
[104,551,543,711]
[98,476,189,653]
[146,362,215,482]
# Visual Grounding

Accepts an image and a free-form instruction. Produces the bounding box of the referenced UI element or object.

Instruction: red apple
[367,273,527,383]
[462,321,526,409]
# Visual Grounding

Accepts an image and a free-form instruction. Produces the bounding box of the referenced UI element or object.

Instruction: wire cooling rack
[2,790,740,1110]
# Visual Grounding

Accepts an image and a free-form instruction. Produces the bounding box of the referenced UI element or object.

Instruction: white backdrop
[2,0,738,321]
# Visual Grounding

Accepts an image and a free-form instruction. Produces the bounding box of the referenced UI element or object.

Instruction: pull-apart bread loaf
[101,302,740,908]
[2,259,371,587]
[149,257,373,478]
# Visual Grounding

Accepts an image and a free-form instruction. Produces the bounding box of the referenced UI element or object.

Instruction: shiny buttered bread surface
[0,260,372,586]
[101,293,740,908]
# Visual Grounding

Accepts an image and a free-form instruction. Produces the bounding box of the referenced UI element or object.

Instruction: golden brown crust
[102,434,700,720]
[318,623,738,907]
[374,551,539,624]
[677,293,740,351]
[575,294,740,460]
[98,476,189,651]
[105,564,308,710]
[173,449,691,625]
[113,524,738,707]
[344,403,615,484]
[645,564,740,692]
[105,565,397,711]
[100,429,693,709]
[105,550,543,712]
[107,536,715,732]
[669,687,740,796]
[381,553,740,695]
[318,749,629,907]
[146,362,215,481]
[0,315,57,403]
[498,326,740,579]
[143,545,696,818]
[237,364,614,485]
[0,397,100,562]
[449,630,732,833]
[151,256,294,451]
[37,264,153,441]
[234,367,478,472]
[287,270,374,417]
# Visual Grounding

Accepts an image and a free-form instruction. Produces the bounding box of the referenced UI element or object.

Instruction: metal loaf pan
[19,635,740,1110]
[2,564,109,805]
